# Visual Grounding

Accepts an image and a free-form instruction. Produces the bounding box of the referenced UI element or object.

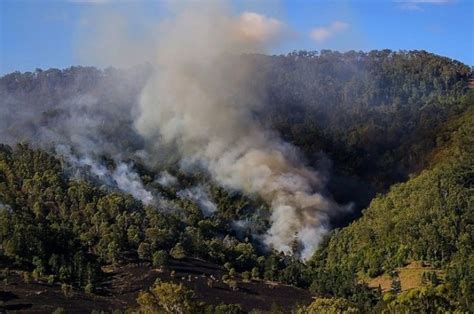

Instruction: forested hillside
[2,50,471,212]
[0,143,312,312]
[259,50,471,189]
[0,50,472,313]
[308,107,473,312]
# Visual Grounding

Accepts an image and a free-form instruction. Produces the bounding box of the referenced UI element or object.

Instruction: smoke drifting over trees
[0,2,345,258]
[1,2,470,259]
[132,3,345,258]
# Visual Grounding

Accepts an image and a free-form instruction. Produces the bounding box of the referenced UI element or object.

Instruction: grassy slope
[365,261,445,292]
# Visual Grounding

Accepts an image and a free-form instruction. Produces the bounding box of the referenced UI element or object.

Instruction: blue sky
[1,0,473,74]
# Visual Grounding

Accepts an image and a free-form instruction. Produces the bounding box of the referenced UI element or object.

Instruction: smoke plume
[177,185,217,217]
[155,171,178,187]
[56,144,155,205]
[134,3,345,259]
[0,1,349,259]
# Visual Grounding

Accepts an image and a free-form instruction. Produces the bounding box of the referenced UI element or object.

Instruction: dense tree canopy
[308,108,473,312]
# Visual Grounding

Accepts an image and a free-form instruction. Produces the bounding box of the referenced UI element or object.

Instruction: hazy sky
[1,0,473,74]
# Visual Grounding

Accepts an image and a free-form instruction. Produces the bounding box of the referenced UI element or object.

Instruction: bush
[22,272,30,284]
[137,281,196,313]
[152,250,169,267]
[211,303,243,314]
[251,267,260,279]
[84,283,94,294]
[137,242,151,260]
[170,243,186,260]
[227,279,238,291]
[242,271,251,281]
[61,283,73,298]
[52,308,66,314]
[299,298,359,314]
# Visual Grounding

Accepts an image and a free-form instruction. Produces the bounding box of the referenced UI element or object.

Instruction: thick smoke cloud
[135,3,346,258]
[0,1,349,259]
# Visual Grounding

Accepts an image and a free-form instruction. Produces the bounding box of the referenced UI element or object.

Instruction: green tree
[152,250,169,267]
[299,298,359,314]
[170,243,186,260]
[137,281,196,313]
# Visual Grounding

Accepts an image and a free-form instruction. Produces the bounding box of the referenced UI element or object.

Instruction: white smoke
[155,171,178,187]
[56,145,154,205]
[134,3,346,259]
[177,185,217,217]
[113,163,154,205]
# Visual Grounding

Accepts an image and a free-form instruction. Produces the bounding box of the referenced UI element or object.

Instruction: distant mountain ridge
[1,49,472,192]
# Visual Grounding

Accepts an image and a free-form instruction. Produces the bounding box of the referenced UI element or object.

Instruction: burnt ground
[0,258,313,313]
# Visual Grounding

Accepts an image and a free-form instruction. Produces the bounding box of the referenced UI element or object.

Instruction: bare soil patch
[0,258,313,313]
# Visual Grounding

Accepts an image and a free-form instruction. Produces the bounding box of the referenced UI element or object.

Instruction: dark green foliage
[256,50,471,190]
[444,253,474,311]
[382,287,456,313]
[0,143,308,290]
[0,144,101,287]
[391,277,402,294]
[308,108,473,311]
[204,303,243,314]
[308,263,380,311]
[152,250,169,267]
